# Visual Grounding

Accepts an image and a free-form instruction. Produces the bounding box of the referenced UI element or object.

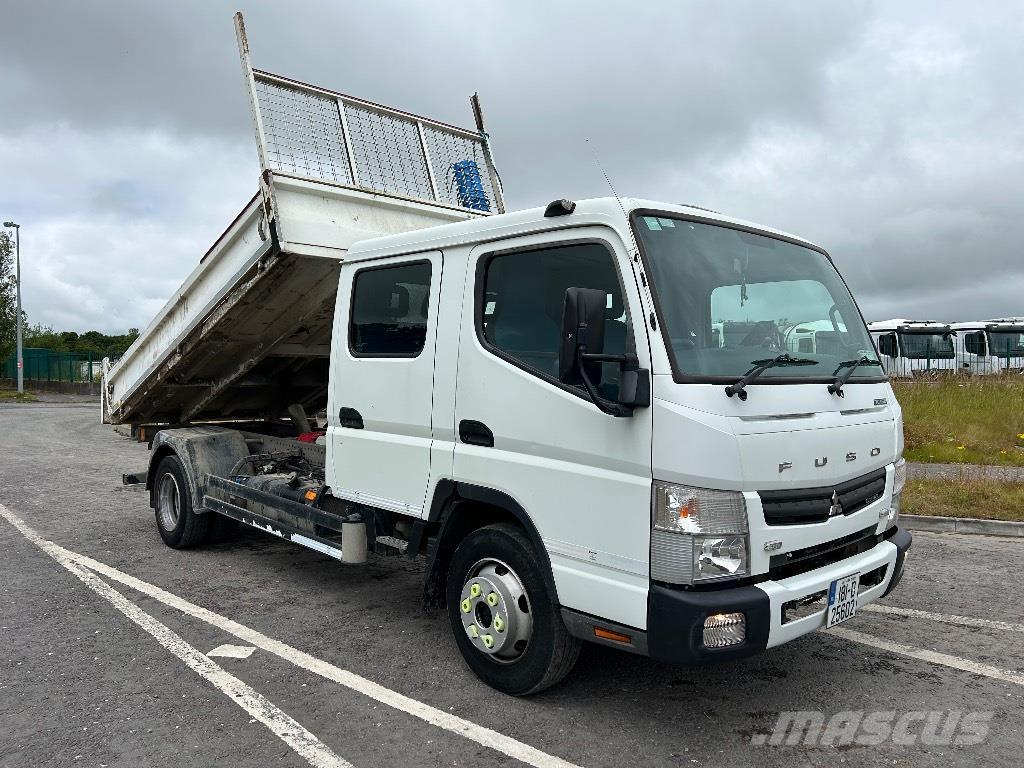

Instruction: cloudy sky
[2,1,1022,334]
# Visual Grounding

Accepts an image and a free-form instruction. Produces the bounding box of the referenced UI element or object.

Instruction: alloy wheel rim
[157,472,181,531]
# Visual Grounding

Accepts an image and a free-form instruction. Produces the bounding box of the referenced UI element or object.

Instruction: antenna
[586,137,641,259]
[586,138,628,217]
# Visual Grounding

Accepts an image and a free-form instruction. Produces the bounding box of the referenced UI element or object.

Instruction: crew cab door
[327,252,441,516]
[453,229,654,629]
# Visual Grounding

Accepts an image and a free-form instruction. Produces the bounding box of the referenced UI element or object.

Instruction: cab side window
[349,261,431,357]
[877,333,898,358]
[964,331,987,356]
[480,242,629,399]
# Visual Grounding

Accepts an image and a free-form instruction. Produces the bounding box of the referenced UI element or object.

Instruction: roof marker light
[544,199,576,217]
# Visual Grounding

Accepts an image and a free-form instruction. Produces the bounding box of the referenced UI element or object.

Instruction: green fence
[2,348,99,384]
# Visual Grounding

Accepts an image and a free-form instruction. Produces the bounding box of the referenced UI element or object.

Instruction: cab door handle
[338,407,364,429]
[459,419,493,447]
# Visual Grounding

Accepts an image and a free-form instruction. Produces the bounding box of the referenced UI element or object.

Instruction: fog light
[880,492,901,527]
[703,612,746,648]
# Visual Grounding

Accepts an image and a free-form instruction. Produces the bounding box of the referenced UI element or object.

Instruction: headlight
[651,482,749,584]
[881,457,906,528]
[893,457,907,495]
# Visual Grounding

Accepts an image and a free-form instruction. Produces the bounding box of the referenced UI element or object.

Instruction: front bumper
[646,524,912,665]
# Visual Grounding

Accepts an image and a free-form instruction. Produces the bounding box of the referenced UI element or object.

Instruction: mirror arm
[580,352,630,364]
[577,345,633,417]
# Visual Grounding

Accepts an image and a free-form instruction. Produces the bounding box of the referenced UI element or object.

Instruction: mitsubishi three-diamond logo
[829,490,843,517]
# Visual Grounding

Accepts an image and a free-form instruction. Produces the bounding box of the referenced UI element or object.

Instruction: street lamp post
[3,221,22,393]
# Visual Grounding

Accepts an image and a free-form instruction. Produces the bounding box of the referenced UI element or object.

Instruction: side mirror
[559,287,649,417]
[559,287,606,385]
[618,367,651,410]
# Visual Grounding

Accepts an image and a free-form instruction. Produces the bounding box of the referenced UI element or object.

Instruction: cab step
[375,535,408,553]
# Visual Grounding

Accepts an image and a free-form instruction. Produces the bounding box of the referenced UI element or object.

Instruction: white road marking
[862,603,1024,634]
[0,523,352,768]
[208,643,257,659]
[0,503,582,768]
[832,627,1024,687]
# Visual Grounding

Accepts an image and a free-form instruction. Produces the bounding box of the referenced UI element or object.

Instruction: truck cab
[322,198,910,691]
[951,319,1024,375]
[868,319,957,378]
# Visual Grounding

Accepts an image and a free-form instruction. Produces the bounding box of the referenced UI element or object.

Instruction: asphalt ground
[1,402,1022,768]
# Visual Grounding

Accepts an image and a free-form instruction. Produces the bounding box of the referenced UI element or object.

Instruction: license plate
[826,572,860,628]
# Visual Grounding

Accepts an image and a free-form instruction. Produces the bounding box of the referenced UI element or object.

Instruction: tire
[446,523,580,695]
[153,455,211,549]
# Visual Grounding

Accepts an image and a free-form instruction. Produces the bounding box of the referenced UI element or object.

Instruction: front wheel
[446,523,579,695]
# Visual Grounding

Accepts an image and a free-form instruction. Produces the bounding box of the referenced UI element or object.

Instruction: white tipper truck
[104,14,911,695]
[868,319,958,378]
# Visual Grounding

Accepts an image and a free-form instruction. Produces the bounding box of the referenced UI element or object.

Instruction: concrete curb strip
[908,462,1024,483]
[903,514,1024,538]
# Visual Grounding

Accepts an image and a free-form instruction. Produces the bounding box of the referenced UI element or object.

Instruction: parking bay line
[831,626,1024,687]
[0,517,351,768]
[861,603,1024,634]
[0,503,582,768]
[71,563,353,768]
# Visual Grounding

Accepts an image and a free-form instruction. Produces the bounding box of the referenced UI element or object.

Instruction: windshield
[633,214,881,380]
[898,333,954,359]
[987,330,1024,359]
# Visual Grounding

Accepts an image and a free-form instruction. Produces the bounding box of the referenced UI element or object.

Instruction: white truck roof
[344,197,823,263]
[951,318,1024,330]
[868,319,952,333]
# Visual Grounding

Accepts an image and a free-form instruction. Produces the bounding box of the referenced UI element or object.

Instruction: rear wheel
[153,455,211,548]
[446,523,579,695]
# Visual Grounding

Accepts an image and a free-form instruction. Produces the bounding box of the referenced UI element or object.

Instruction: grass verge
[892,378,1024,466]
[0,389,37,403]
[903,477,1024,522]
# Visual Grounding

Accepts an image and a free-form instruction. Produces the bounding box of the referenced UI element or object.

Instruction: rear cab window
[349,261,432,357]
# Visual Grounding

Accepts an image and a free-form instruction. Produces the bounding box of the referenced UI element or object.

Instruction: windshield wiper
[724,353,818,400]
[828,356,881,397]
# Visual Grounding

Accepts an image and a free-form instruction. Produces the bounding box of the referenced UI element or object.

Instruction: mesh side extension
[343,104,434,201]
[423,126,497,212]
[255,79,353,184]
[250,71,502,213]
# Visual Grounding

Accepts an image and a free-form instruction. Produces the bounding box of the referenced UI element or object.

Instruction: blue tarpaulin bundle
[450,159,490,212]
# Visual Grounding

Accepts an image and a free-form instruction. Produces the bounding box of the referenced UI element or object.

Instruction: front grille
[769,525,879,580]
[780,565,889,624]
[860,564,888,589]
[760,467,886,526]
[782,590,827,623]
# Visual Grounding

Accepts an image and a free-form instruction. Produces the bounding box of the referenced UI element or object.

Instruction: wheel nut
[481,634,494,649]
[461,598,472,613]
[486,592,499,606]
[469,583,481,598]
[493,615,505,632]
[466,624,479,638]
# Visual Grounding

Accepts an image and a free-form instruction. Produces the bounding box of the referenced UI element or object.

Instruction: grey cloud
[2,0,1023,333]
